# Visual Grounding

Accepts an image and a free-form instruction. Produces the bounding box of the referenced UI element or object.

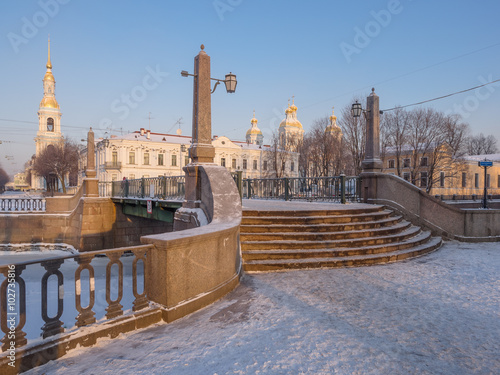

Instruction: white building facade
[95,109,301,183]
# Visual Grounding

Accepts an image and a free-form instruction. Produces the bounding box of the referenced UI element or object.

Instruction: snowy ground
[23,241,500,375]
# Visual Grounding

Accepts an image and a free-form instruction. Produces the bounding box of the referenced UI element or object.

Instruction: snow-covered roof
[463,153,500,162]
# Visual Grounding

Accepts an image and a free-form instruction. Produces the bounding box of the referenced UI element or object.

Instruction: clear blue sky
[1,0,499,175]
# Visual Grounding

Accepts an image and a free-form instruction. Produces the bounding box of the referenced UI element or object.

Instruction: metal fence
[110,176,185,200]
[0,245,152,353]
[242,175,360,203]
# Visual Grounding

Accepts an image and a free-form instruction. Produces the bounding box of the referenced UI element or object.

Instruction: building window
[112,151,118,165]
[144,153,150,165]
[420,172,428,188]
[185,156,189,166]
[282,161,286,171]
[171,154,177,167]
[263,161,268,171]
[129,174,135,180]
[440,172,445,187]
[143,175,149,179]
[403,172,410,181]
[243,159,247,169]
[403,158,410,168]
[232,159,237,169]
[47,117,54,132]
[129,151,135,165]
[221,158,226,167]
[111,174,117,181]
[420,157,428,167]
[291,161,295,172]
[474,173,479,188]
[487,174,490,188]
[462,172,467,188]
[498,175,500,188]
[158,154,164,166]
[388,159,395,169]
[253,160,257,170]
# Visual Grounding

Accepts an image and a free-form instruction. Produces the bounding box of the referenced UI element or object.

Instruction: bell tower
[35,37,63,157]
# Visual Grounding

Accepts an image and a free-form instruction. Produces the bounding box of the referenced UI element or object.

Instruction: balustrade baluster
[131,249,148,311]
[105,252,124,319]
[1,265,27,351]
[40,259,65,338]
[75,255,96,327]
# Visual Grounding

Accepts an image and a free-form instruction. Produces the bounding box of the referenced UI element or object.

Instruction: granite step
[241,225,421,251]
[240,215,403,233]
[240,221,411,242]
[243,236,442,272]
[241,210,394,225]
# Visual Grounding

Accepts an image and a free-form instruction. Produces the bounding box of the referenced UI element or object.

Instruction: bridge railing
[0,197,46,212]
[111,176,185,200]
[242,175,360,203]
[0,244,152,355]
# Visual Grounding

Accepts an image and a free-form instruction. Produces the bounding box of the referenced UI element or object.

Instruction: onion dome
[279,99,303,129]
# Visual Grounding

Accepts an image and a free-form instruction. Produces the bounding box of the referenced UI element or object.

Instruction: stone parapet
[142,164,242,322]
[363,172,500,241]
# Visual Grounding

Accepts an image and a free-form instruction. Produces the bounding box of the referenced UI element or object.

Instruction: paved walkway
[26,241,500,375]
[242,198,374,211]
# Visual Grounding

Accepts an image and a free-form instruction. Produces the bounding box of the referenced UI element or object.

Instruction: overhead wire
[381,78,500,112]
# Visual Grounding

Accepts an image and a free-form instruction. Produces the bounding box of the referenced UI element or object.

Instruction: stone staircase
[241,205,441,272]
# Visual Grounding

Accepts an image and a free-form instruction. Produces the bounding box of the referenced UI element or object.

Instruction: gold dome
[246,127,263,135]
[44,71,55,81]
[251,117,258,124]
[40,96,60,109]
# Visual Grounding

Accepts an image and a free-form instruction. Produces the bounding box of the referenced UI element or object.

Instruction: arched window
[47,118,54,131]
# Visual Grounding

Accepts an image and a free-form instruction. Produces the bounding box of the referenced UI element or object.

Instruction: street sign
[147,200,153,214]
[478,161,493,167]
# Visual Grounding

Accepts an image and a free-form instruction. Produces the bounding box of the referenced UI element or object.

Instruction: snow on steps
[241,206,442,272]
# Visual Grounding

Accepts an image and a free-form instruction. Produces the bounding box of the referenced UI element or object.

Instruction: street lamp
[351,101,363,118]
[181,63,237,94]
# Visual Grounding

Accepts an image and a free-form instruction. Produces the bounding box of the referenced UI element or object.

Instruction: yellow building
[382,147,500,197]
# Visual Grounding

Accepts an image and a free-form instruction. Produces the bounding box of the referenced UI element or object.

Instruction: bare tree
[0,165,9,192]
[263,132,297,178]
[381,107,411,177]
[32,140,79,194]
[466,133,498,155]
[338,98,366,175]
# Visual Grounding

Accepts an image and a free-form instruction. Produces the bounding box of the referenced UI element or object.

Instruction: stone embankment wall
[362,173,500,241]
[0,186,172,251]
[142,165,242,323]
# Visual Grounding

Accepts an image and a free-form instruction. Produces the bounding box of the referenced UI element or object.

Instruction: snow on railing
[0,244,152,354]
[0,198,46,212]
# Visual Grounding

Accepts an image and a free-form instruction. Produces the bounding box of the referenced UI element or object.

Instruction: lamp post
[351,88,383,172]
[174,45,236,230]
[180,44,236,164]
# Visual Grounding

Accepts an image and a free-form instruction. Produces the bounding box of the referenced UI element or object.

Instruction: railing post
[236,171,243,201]
[284,178,290,201]
[40,259,65,338]
[340,174,346,204]
[1,265,28,351]
[247,179,252,199]
[141,177,146,198]
[75,255,96,327]
[162,176,167,199]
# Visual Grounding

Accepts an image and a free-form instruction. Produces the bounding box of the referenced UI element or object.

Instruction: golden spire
[46,36,52,69]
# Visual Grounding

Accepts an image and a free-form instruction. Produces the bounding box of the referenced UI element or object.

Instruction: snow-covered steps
[241,206,442,272]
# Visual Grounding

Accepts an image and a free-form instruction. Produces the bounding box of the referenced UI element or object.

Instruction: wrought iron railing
[99,182,113,197]
[242,175,360,203]
[111,176,185,200]
[0,198,46,212]
[0,245,152,353]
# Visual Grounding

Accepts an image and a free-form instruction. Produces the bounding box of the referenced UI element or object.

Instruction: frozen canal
[23,241,500,375]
